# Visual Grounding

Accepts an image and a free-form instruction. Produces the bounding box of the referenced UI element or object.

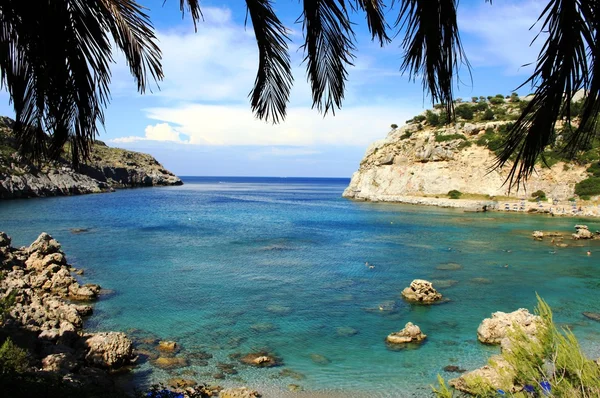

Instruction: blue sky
[0,0,546,177]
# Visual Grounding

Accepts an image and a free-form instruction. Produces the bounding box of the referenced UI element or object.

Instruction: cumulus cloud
[112,123,190,144]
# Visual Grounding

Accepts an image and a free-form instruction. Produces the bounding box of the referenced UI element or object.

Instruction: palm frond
[396,0,470,121]
[245,0,293,123]
[355,0,391,46]
[300,0,357,115]
[497,0,598,187]
[179,0,203,30]
[0,0,163,168]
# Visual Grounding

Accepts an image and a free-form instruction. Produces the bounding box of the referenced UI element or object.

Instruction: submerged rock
[154,356,189,369]
[532,230,544,240]
[443,365,466,373]
[436,262,463,271]
[583,312,600,322]
[386,322,427,344]
[239,352,281,368]
[157,340,178,352]
[336,326,359,337]
[477,308,542,345]
[310,353,331,365]
[401,279,443,304]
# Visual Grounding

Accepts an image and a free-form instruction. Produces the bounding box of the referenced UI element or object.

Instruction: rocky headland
[343,95,600,217]
[0,117,182,199]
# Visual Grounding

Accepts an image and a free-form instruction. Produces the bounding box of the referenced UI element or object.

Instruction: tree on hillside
[0,0,598,185]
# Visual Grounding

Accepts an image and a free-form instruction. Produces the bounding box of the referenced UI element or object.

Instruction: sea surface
[1,177,600,397]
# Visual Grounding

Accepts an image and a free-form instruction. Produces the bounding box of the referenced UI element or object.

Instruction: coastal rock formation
[0,117,181,199]
[239,352,281,368]
[84,332,134,368]
[342,104,591,203]
[386,322,427,344]
[477,309,542,345]
[450,355,517,395]
[532,231,544,240]
[0,231,136,388]
[401,279,443,304]
[572,225,594,240]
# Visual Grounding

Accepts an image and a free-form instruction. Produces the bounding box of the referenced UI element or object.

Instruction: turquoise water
[1,177,600,397]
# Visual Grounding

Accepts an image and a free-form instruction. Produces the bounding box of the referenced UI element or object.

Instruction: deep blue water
[1,177,600,397]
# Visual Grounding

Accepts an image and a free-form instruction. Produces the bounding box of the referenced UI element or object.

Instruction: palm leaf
[245,0,293,123]
[497,0,598,187]
[396,0,470,121]
[300,0,357,115]
[354,0,391,46]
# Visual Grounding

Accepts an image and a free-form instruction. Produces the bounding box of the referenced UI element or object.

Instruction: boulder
[386,322,427,344]
[0,232,11,247]
[28,233,62,256]
[84,332,134,369]
[401,279,443,303]
[450,355,517,395]
[41,353,79,373]
[532,230,544,240]
[157,340,178,352]
[154,356,189,369]
[573,225,593,240]
[477,308,542,345]
[220,387,261,398]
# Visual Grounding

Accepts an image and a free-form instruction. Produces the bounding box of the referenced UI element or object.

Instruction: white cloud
[459,0,546,75]
[112,123,190,144]
[132,102,419,147]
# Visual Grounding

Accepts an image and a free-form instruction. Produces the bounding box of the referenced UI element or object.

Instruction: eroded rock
[401,279,443,303]
[477,308,542,345]
[386,322,427,344]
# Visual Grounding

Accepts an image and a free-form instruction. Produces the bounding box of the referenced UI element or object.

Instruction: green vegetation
[390,124,398,129]
[0,338,28,374]
[433,296,600,397]
[455,104,474,120]
[489,96,505,105]
[482,108,494,121]
[447,190,462,199]
[435,133,466,143]
[575,177,600,197]
[400,131,413,140]
[531,190,546,200]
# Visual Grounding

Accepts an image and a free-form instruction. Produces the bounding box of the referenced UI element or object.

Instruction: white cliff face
[343,122,588,202]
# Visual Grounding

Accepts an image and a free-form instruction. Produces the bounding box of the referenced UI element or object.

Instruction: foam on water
[1,176,599,396]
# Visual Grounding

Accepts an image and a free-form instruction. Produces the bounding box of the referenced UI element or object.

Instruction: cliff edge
[0,117,182,199]
[344,95,599,203]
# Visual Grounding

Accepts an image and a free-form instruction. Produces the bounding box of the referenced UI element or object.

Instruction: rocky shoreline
[347,194,600,218]
[0,117,182,200]
[0,232,263,398]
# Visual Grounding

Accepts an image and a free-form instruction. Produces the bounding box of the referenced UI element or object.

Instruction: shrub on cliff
[426,110,441,127]
[575,177,600,197]
[0,338,28,374]
[455,104,474,120]
[447,190,462,199]
[482,108,495,121]
[531,190,546,200]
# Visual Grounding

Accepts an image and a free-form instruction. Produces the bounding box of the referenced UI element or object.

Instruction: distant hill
[0,117,182,199]
[344,94,600,202]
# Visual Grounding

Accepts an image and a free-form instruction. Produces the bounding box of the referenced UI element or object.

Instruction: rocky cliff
[344,96,597,202]
[0,117,182,199]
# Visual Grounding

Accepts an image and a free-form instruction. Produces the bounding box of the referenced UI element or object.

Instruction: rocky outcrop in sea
[0,117,182,199]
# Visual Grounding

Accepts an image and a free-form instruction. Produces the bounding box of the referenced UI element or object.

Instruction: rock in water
[401,279,443,303]
[572,225,593,240]
[532,230,544,240]
[450,355,517,394]
[583,312,600,322]
[386,322,427,344]
[84,332,135,369]
[220,387,261,398]
[476,308,542,345]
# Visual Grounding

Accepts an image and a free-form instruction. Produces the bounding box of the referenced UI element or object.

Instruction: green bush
[586,162,600,177]
[455,104,474,120]
[471,96,479,103]
[426,110,441,127]
[510,92,520,102]
[531,190,546,200]
[435,133,466,143]
[575,177,600,197]
[457,140,472,150]
[474,101,489,112]
[390,124,398,129]
[0,338,28,374]
[482,108,495,121]
[413,115,426,123]
[489,97,505,105]
[447,190,462,199]
[400,131,413,140]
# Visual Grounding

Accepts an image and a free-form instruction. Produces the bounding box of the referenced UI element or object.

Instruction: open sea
[1,176,600,397]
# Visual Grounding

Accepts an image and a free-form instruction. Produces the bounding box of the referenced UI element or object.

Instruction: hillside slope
[0,117,182,199]
[344,95,599,203]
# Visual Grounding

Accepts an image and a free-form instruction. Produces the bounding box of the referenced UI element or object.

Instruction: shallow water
[1,177,600,397]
